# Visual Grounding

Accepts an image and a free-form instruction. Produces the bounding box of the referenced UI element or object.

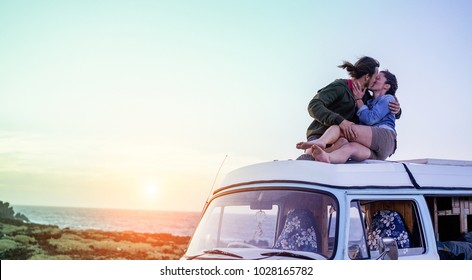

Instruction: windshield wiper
[187,249,243,260]
[260,251,316,260]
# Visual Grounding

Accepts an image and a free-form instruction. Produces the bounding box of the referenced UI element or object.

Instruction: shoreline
[0,218,191,260]
[11,205,200,237]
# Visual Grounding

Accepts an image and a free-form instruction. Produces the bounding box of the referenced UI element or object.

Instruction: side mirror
[348,244,361,259]
[377,237,398,260]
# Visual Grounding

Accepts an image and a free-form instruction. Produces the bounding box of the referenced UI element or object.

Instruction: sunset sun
[144,184,158,196]
[142,182,160,198]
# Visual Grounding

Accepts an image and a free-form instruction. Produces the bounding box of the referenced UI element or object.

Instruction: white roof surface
[217,159,472,192]
[402,160,472,189]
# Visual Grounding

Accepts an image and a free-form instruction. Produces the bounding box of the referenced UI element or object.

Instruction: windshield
[186,189,338,259]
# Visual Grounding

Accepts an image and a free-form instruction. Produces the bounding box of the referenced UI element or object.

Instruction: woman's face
[366,67,379,88]
[370,72,387,91]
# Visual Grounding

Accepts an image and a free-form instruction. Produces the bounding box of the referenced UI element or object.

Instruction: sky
[1,0,472,212]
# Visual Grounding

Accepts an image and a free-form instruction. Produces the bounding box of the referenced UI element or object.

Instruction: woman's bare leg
[296,125,342,150]
[325,137,349,153]
[312,142,372,164]
[349,125,373,148]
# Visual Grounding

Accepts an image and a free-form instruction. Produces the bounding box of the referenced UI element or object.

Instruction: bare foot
[296,140,326,150]
[296,141,310,149]
[311,145,331,163]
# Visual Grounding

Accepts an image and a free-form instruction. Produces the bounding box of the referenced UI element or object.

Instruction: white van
[183,159,472,260]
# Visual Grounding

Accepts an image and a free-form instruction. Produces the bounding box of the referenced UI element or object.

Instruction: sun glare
[144,184,157,197]
[143,182,159,198]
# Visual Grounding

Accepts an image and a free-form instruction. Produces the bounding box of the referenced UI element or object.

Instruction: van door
[345,195,438,260]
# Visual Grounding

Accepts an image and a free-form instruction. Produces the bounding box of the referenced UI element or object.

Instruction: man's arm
[308,85,345,126]
[389,96,402,119]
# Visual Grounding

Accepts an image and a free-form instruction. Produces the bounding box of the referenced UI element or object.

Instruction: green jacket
[306,79,362,138]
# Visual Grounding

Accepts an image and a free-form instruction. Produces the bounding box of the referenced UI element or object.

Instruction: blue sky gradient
[1,0,471,211]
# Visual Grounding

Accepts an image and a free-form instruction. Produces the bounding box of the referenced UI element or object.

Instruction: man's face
[369,71,387,91]
[366,67,379,89]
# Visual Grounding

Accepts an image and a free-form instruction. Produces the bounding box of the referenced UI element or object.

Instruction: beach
[0,218,191,260]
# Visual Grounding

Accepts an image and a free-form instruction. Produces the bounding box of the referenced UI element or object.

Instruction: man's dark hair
[381,70,398,95]
[338,56,380,79]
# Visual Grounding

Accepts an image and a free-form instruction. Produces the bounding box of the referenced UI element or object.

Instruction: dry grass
[0,218,190,260]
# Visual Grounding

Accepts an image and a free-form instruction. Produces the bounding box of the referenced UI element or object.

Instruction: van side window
[356,200,425,258]
[426,196,472,260]
[348,201,369,259]
[426,196,472,241]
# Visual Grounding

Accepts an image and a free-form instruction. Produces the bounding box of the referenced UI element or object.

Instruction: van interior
[356,197,472,260]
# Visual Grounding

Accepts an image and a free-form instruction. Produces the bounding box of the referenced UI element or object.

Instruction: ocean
[12,205,201,236]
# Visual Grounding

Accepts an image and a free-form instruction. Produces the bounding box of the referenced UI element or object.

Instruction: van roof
[216,159,472,194]
[400,158,472,166]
